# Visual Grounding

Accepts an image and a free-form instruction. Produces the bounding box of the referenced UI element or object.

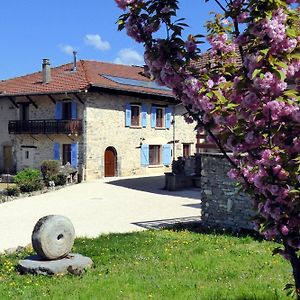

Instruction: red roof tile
[0,60,173,98]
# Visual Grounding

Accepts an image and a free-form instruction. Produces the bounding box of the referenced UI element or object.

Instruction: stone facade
[0,91,196,180]
[0,98,16,173]
[200,153,255,230]
[84,92,195,179]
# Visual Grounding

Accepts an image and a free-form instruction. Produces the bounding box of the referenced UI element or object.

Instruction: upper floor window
[151,105,172,129]
[62,102,72,120]
[125,103,147,128]
[156,107,164,128]
[19,103,29,121]
[55,101,77,120]
[131,105,140,127]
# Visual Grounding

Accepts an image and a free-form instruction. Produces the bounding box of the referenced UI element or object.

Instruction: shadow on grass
[106,175,201,200]
[166,221,264,241]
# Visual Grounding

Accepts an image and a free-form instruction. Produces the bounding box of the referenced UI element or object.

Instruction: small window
[25,151,29,159]
[62,102,72,120]
[149,145,161,165]
[131,105,140,127]
[62,144,71,165]
[183,143,191,158]
[156,107,164,128]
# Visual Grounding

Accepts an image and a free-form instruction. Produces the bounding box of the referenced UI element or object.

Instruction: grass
[0,229,293,300]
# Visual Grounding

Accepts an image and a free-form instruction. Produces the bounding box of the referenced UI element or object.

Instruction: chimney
[72,51,77,71]
[42,58,51,83]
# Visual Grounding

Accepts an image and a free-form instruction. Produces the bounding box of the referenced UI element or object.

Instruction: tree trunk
[285,242,300,299]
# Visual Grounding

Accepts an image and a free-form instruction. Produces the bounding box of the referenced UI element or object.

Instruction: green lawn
[0,229,292,300]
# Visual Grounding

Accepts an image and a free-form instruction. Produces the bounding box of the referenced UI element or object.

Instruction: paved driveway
[0,175,201,252]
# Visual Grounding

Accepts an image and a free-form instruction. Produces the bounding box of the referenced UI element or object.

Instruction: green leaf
[251,69,261,79]
[273,69,286,81]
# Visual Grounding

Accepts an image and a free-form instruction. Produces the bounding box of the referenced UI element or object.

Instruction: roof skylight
[102,74,171,92]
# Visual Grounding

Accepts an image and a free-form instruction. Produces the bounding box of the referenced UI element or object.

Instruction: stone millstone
[32,215,75,260]
[17,253,93,276]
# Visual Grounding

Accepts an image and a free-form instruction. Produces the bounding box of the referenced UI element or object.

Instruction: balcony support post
[25,95,38,109]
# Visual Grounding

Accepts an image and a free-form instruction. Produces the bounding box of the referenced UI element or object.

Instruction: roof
[0,60,173,98]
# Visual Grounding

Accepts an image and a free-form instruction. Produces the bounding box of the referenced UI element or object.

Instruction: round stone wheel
[32,215,75,260]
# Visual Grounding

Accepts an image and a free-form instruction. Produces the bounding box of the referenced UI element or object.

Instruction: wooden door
[3,146,13,173]
[104,147,117,177]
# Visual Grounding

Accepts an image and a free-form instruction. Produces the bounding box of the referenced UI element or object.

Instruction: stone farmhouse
[0,58,196,180]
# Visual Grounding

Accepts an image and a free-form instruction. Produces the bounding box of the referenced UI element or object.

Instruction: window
[19,103,29,120]
[156,107,164,128]
[25,151,29,159]
[62,144,71,165]
[62,102,72,120]
[183,144,191,158]
[149,145,161,165]
[131,105,140,127]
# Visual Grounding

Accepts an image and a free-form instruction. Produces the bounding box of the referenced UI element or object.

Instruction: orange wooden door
[104,148,116,177]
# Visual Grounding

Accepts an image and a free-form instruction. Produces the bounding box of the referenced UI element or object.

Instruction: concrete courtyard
[0,175,201,252]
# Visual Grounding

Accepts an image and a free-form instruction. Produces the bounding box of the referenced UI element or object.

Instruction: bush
[6,186,20,196]
[41,160,59,181]
[54,173,68,186]
[14,168,44,193]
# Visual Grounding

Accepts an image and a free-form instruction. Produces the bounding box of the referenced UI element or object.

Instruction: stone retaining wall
[200,153,255,230]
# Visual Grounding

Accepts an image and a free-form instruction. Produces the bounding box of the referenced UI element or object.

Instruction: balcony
[8,119,83,135]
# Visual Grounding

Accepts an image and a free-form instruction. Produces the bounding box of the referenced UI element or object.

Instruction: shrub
[41,160,59,181]
[6,186,20,196]
[14,168,44,193]
[54,173,68,186]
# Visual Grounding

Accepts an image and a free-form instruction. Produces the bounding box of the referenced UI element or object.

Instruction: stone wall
[200,153,255,230]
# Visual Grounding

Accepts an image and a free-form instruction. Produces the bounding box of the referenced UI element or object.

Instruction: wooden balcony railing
[8,119,83,135]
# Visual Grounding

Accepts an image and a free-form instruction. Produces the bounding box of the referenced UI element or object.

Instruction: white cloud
[114,48,144,66]
[84,34,110,51]
[59,44,76,56]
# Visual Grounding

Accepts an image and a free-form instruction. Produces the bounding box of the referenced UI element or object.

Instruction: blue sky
[0,0,221,80]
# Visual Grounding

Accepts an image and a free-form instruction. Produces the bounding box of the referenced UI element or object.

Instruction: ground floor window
[62,144,71,165]
[149,145,161,165]
[183,143,192,158]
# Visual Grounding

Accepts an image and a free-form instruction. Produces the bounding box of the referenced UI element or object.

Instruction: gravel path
[0,175,201,252]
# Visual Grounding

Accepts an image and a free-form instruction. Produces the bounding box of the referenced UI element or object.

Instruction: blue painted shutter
[125,103,131,127]
[141,144,149,166]
[162,144,172,166]
[54,143,60,161]
[151,106,156,128]
[141,105,147,128]
[55,102,62,120]
[71,143,78,168]
[71,102,77,120]
[165,106,172,129]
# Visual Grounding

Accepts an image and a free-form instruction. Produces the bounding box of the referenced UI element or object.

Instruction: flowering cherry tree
[115,0,300,296]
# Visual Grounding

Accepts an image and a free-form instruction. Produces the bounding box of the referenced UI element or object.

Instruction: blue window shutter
[141,105,147,128]
[71,102,77,120]
[54,143,60,161]
[141,144,149,166]
[151,106,156,128]
[162,144,172,166]
[165,106,172,129]
[125,103,131,127]
[71,143,78,168]
[55,102,62,120]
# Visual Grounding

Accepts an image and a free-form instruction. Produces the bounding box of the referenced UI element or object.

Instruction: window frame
[183,143,192,158]
[156,107,165,128]
[149,145,162,165]
[130,104,141,127]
